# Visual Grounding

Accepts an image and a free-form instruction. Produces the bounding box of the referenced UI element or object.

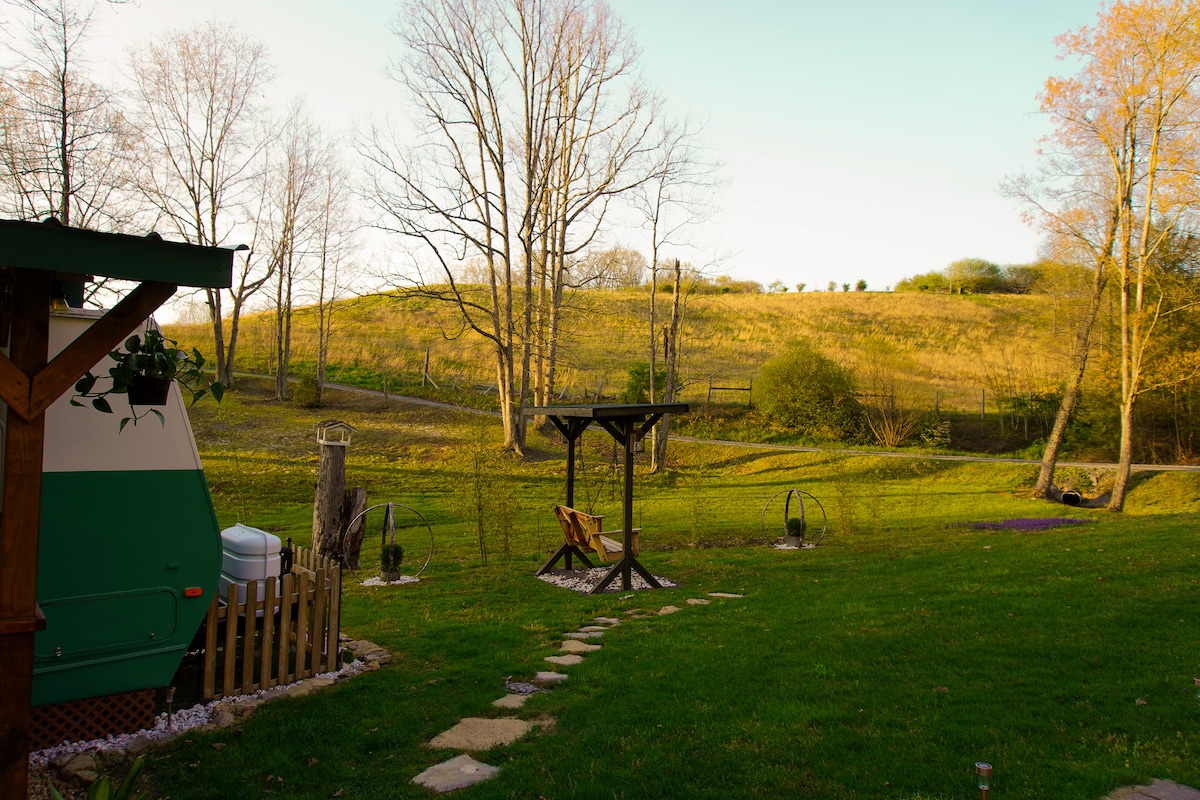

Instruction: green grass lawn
[142,383,1200,799]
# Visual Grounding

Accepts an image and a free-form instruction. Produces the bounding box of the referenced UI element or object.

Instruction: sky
[73,0,1108,292]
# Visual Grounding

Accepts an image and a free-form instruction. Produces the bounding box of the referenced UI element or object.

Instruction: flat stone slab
[428,717,532,751]
[1104,780,1200,800]
[492,694,529,709]
[535,671,568,683]
[544,654,584,666]
[579,625,607,632]
[560,640,601,654]
[687,598,711,606]
[412,754,500,793]
[658,606,681,615]
[594,617,622,625]
[565,631,604,639]
[708,592,745,598]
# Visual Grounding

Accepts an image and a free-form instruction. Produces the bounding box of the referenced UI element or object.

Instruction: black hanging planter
[128,376,172,405]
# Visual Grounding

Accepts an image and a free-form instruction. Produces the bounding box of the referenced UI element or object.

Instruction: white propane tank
[218,524,282,604]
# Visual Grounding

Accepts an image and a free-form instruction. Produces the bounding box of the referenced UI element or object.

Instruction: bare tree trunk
[653,259,683,471]
[206,288,228,383]
[1035,254,1111,497]
[1110,398,1137,511]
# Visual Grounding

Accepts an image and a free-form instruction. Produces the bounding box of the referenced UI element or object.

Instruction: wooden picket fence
[200,546,342,701]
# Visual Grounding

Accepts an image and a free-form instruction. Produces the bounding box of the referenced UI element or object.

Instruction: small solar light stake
[976,762,993,799]
[166,686,176,729]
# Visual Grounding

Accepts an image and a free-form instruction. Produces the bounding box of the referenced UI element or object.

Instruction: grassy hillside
[170,288,1061,417]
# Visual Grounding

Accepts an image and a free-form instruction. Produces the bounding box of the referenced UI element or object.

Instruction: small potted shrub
[784,516,805,547]
[71,328,224,430]
[381,541,405,582]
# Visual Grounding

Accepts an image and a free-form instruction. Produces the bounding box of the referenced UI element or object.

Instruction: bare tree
[1017,0,1200,509]
[0,0,136,229]
[367,0,655,453]
[262,105,329,399]
[575,245,646,288]
[531,1,659,419]
[128,20,274,385]
[313,156,355,404]
[634,118,717,471]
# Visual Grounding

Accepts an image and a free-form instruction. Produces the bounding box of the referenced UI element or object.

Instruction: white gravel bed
[361,575,421,587]
[537,567,677,594]
[29,660,364,767]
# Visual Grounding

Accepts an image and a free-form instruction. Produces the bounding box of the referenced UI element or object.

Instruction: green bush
[619,361,667,404]
[292,372,322,408]
[382,542,405,571]
[756,340,864,441]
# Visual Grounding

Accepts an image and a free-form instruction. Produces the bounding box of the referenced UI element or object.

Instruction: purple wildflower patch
[969,518,1090,532]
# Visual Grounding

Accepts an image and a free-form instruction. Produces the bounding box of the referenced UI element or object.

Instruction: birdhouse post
[313,421,355,561]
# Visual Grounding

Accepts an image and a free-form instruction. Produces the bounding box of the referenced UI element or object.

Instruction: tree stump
[341,488,368,568]
[313,443,347,561]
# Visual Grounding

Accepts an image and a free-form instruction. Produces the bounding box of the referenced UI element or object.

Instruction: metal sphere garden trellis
[760,488,828,547]
[345,502,435,578]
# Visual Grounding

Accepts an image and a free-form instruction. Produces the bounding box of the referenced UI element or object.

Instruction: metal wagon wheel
[760,488,829,546]
[345,502,435,578]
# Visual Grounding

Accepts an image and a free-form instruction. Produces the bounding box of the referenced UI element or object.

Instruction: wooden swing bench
[537,505,640,574]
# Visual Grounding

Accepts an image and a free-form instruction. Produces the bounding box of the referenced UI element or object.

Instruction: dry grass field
[170,287,1062,415]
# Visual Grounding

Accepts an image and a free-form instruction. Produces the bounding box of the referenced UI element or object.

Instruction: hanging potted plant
[71,328,224,431]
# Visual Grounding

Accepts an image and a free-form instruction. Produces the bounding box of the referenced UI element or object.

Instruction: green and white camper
[33,309,222,707]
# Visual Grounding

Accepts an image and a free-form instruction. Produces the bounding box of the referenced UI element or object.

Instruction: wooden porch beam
[28,281,177,420]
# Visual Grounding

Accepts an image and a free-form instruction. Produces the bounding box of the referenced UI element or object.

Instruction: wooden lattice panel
[30,689,156,750]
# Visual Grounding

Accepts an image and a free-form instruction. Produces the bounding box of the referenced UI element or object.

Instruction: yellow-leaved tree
[1015,0,1200,509]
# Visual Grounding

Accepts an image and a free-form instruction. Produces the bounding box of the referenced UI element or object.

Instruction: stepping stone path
[412,591,746,793]
[1104,780,1200,800]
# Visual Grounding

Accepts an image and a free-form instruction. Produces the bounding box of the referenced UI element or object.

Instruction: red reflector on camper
[184,587,203,598]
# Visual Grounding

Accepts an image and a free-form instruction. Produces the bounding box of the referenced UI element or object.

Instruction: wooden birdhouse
[316,420,355,447]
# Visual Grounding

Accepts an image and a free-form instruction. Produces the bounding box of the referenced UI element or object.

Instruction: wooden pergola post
[0,270,51,796]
